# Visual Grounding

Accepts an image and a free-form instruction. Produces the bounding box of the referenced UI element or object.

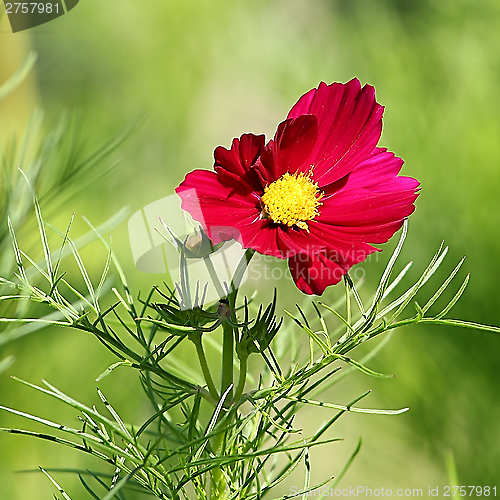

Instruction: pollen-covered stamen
[261,171,323,231]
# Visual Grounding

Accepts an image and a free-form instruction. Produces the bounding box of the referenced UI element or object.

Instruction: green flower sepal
[236,290,282,359]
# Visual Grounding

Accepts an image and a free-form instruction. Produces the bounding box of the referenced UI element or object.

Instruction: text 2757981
[5,3,59,13]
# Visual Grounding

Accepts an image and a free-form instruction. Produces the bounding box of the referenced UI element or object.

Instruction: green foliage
[0,191,498,499]
[0,56,141,352]
[3,1,500,494]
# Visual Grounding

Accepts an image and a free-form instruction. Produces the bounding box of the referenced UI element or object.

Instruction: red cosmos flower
[176,79,419,295]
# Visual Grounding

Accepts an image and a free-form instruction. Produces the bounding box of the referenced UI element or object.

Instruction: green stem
[192,334,219,401]
[234,354,248,400]
[211,433,226,499]
[345,277,351,326]
[221,321,234,404]
[214,296,237,496]
[210,250,255,496]
[230,248,255,293]
[203,255,226,300]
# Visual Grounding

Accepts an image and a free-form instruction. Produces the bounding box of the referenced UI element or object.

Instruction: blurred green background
[1,0,500,498]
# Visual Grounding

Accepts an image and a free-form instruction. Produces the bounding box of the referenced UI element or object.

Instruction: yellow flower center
[261,171,323,231]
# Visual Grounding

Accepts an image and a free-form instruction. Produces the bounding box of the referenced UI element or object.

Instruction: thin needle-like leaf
[18,169,56,286]
[382,261,413,301]
[301,450,311,500]
[434,274,470,319]
[317,302,354,333]
[101,470,138,500]
[329,437,362,489]
[283,396,408,415]
[7,217,28,282]
[367,220,409,318]
[284,310,331,356]
[40,468,73,500]
[82,216,136,314]
[423,257,466,314]
[193,384,233,461]
[0,51,37,101]
[376,244,449,322]
[0,356,15,374]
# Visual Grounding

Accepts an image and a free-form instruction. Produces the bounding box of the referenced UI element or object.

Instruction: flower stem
[210,434,226,499]
[211,249,256,496]
[345,277,351,325]
[230,248,255,293]
[191,334,219,401]
[203,255,227,300]
[221,321,234,405]
[234,353,248,400]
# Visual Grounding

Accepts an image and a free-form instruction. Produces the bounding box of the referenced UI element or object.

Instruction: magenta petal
[236,223,323,259]
[338,147,419,192]
[177,170,258,208]
[239,221,282,256]
[319,187,418,225]
[313,145,420,241]
[321,173,350,196]
[257,115,318,183]
[288,79,384,186]
[288,251,347,295]
[306,222,381,264]
[310,219,402,249]
[214,133,265,174]
[176,170,262,243]
[214,133,265,193]
[287,87,317,117]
